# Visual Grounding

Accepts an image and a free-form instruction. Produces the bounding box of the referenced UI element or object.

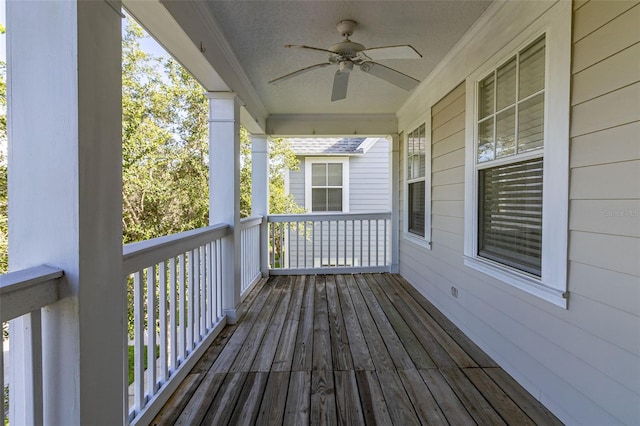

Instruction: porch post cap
[205,91,245,105]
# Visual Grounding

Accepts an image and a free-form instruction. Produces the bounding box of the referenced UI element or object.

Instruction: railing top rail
[0,265,64,322]
[123,223,231,276]
[268,211,391,222]
[239,215,263,229]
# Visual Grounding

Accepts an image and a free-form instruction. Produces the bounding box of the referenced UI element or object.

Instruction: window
[463,7,571,308]
[407,124,426,236]
[404,122,431,247]
[305,158,349,212]
[476,36,545,276]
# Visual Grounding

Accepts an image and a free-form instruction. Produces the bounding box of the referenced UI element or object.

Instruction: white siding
[397,1,640,425]
[288,158,305,207]
[349,138,390,212]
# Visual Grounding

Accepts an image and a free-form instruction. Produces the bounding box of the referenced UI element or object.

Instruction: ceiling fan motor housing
[336,20,357,37]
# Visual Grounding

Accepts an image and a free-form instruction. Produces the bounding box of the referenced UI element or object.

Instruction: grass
[127,345,160,385]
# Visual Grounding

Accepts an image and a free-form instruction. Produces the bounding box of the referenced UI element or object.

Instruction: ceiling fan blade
[359,61,420,91]
[285,44,336,55]
[331,69,350,101]
[269,63,331,85]
[361,45,422,60]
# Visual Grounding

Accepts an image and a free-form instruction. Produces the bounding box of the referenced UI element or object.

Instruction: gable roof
[286,137,369,156]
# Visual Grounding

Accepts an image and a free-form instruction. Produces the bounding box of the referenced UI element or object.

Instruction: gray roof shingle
[286,137,367,155]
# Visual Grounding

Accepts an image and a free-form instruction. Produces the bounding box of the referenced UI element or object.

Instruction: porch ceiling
[203,0,492,116]
[127,1,492,133]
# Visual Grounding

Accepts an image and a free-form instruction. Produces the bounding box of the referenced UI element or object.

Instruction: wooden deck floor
[152,274,562,425]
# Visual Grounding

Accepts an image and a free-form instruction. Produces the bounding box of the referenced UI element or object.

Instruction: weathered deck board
[153,273,564,425]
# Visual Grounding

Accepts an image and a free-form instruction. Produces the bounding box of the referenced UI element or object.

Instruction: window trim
[463,4,571,308]
[304,157,350,212]
[403,117,432,249]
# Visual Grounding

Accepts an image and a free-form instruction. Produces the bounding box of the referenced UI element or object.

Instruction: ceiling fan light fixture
[339,60,354,73]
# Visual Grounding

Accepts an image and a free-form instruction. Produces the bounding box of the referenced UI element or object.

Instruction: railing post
[389,134,401,273]
[207,92,242,324]
[251,134,270,277]
[7,1,125,424]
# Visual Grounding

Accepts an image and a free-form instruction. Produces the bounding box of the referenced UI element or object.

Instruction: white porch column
[7,1,124,425]
[251,135,270,277]
[207,92,242,324]
[389,134,400,273]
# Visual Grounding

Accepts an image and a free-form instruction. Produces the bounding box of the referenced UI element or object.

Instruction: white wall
[396,1,640,424]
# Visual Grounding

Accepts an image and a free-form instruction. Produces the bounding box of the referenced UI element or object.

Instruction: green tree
[122,20,210,244]
[239,127,303,217]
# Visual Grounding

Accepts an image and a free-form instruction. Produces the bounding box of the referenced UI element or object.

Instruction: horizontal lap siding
[397,2,640,424]
[288,159,305,207]
[349,139,390,212]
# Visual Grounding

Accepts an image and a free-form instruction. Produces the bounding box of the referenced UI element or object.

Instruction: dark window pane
[312,188,326,212]
[327,188,342,211]
[479,73,495,119]
[478,158,543,276]
[496,106,516,158]
[518,93,544,153]
[496,57,517,111]
[519,36,545,99]
[478,118,494,163]
[312,163,326,186]
[408,181,425,237]
[327,163,342,186]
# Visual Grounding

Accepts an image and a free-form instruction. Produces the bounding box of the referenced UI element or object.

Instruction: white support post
[251,135,270,277]
[7,1,124,425]
[389,134,400,273]
[207,92,242,324]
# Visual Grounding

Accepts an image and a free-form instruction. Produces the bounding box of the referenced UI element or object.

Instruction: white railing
[123,224,230,425]
[239,216,263,296]
[268,212,392,274]
[0,265,64,426]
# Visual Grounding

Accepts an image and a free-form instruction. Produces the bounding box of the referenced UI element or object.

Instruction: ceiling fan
[269,20,422,101]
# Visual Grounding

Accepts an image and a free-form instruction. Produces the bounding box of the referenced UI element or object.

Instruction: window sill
[403,233,431,250]
[463,256,567,309]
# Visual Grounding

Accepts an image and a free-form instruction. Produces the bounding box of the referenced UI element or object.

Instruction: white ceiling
[203,1,492,116]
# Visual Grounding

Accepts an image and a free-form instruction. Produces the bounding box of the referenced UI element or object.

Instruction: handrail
[267,211,392,274]
[123,223,230,276]
[0,265,64,322]
[239,215,263,229]
[268,211,391,222]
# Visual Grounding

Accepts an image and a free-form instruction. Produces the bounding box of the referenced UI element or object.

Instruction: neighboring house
[283,137,390,269]
[285,137,389,213]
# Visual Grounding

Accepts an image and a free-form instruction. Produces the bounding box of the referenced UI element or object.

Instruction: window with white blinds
[478,158,543,276]
[476,36,545,276]
[406,124,426,237]
[463,4,571,307]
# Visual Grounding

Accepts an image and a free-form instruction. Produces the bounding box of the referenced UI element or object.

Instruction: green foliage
[127,345,159,385]
[238,128,303,217]
[3,385,8,426]
[122,19,210,244]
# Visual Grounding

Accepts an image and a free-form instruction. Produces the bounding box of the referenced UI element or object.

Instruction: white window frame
[463,5,571,308]
[304,157,350,212]
[403,117,431,249]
